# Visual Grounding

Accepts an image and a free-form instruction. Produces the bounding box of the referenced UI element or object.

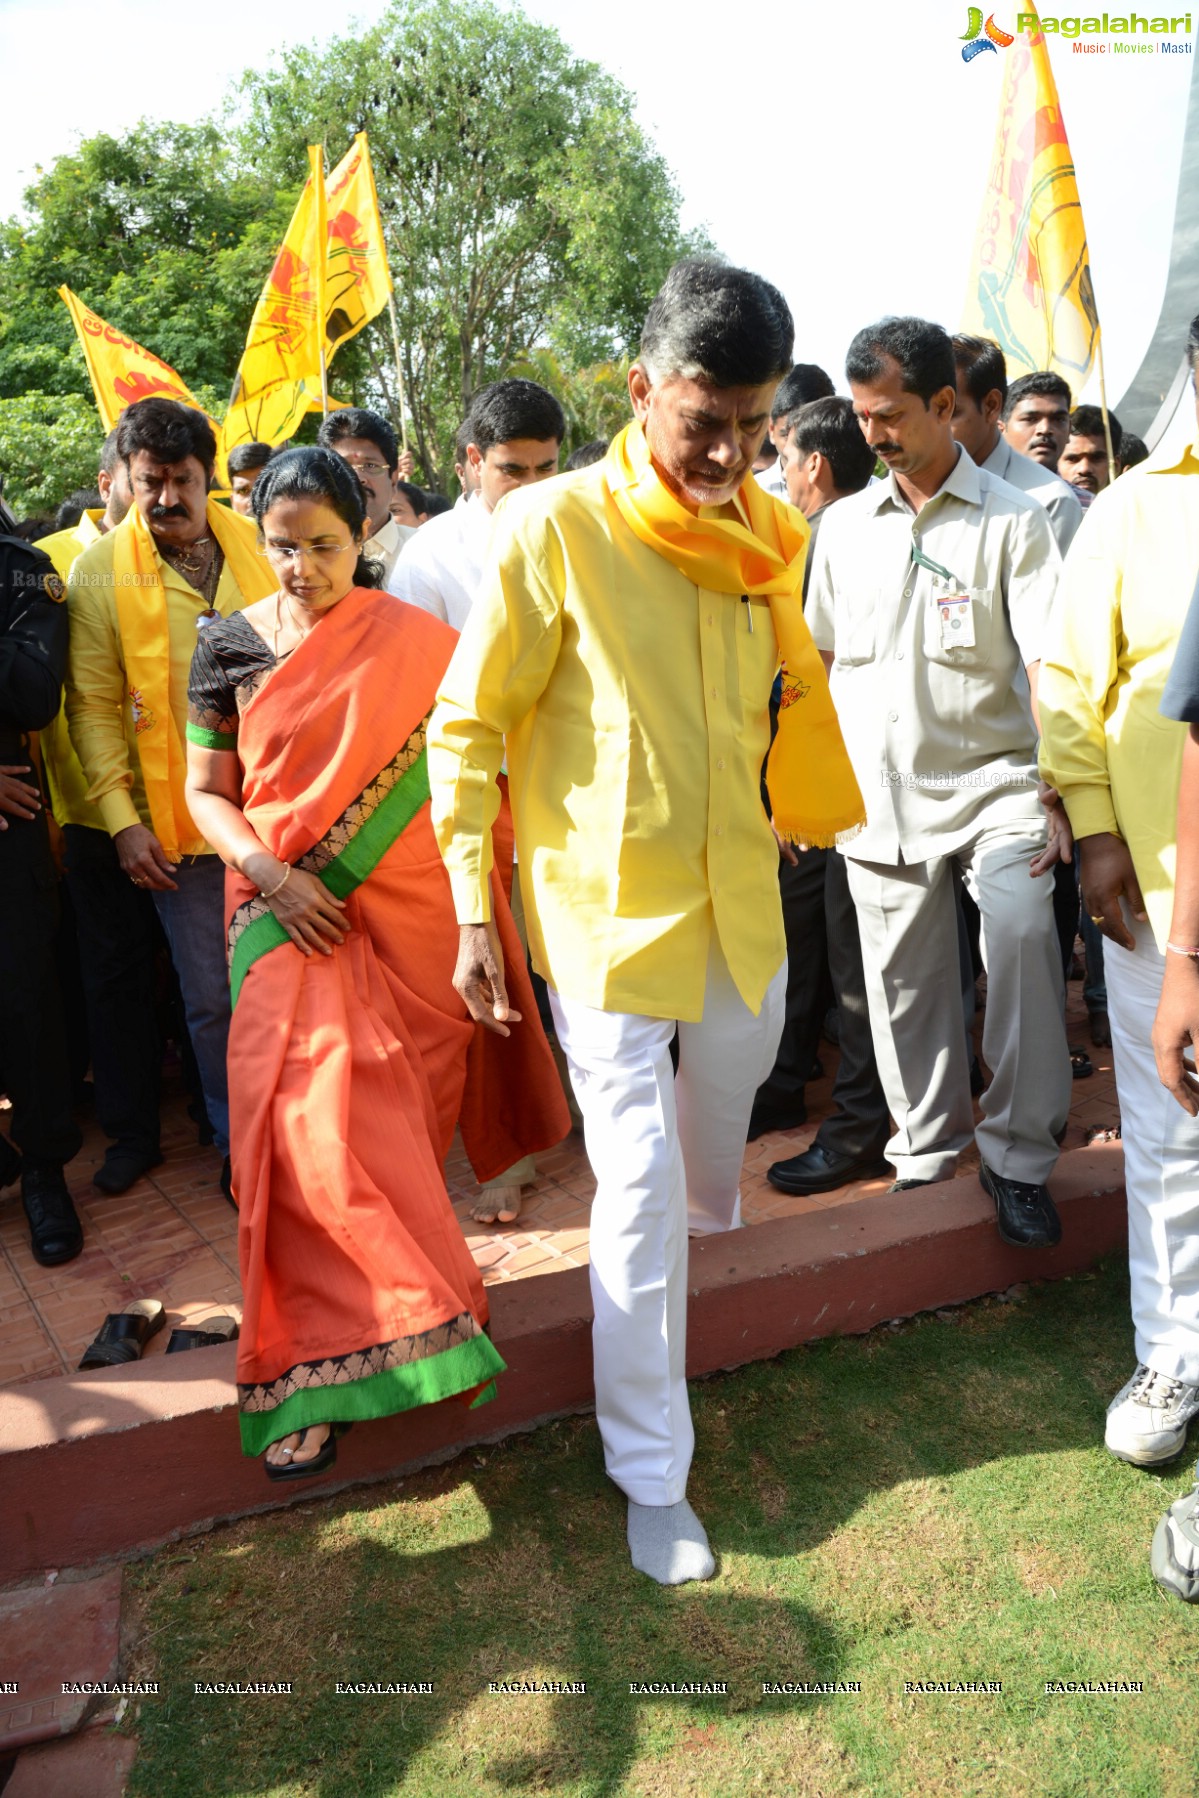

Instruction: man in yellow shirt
[1039,313,1199,1471]
[39,433,167,1197]
[430,260,863,1584]
[67,399,275,1195]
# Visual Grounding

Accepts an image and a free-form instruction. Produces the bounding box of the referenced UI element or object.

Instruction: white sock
[626,1499,716,1585]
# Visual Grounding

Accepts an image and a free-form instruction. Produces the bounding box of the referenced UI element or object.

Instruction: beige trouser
[846,822,1071,1185]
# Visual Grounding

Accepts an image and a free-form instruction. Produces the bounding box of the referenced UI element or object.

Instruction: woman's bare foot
[264,1424,332,1470]
[470,1183,524,1225]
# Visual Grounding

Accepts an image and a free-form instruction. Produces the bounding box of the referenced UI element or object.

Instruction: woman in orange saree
[184,448,568,1478]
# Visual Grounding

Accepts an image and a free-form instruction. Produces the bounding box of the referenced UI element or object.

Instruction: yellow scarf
[111,501,276,859]
[605,422,865,846]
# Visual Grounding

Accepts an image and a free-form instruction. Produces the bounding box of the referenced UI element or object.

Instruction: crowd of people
[2,257,1197,1600]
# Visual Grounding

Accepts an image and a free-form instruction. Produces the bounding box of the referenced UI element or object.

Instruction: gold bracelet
[259,864,291,902]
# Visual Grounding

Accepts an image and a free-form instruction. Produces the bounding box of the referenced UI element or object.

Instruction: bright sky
[0,0,1193,412]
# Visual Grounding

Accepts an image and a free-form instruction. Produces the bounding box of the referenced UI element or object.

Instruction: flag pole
[312,144,329,420]
[1094,331,1118,485]
[386,292,410,456]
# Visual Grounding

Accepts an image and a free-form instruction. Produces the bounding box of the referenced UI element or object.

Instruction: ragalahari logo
[961,7,1017,56]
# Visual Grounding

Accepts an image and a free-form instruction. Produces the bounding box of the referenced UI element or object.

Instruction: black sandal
[263,1421,351,1483]
[165,1313,240,1354]
[78,1298,166,1369]
[1069,1047,1094,1080]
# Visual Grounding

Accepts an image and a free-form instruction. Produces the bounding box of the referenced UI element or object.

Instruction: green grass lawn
[122,1258,1199,1798]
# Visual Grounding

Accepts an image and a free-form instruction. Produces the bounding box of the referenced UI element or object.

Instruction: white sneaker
[1105,1364,1199,1466]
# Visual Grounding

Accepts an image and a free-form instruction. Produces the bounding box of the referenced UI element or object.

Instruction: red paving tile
[0,1571,123,1753]
[0,973,1117,1390]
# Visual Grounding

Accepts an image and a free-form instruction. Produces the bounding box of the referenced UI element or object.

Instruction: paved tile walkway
[0,974,1118,1388]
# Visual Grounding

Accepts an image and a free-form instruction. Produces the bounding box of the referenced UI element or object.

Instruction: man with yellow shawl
[66,399,276,1190]
[429,261,864,1585]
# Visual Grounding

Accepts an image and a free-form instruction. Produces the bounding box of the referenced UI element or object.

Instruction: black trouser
[815,852,891,1162]
[62,823,162,1155]
[0,810,81,1164]
[754,848,832,1120]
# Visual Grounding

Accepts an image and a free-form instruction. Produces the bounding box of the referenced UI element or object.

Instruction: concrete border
[0,1147,1126,1584]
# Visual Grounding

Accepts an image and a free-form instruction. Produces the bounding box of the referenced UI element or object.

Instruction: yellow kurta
[427,460,788,1022]
[66,511,261,840]
[37,510,105,829]
[1038,438,1199,952]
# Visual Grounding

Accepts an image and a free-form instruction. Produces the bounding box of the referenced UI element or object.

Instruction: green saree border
[187,722,238,750]
[229,746,431,1007]
[238,1329,506,1456]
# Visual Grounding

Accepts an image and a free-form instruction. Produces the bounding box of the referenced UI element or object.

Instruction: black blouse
[187,611,280,749]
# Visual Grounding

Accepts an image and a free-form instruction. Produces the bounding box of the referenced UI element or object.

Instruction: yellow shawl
[605,422,864,846]
[111,501,276,859]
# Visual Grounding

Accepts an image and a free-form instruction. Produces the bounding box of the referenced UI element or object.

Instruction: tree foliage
[231,0,706,481]
[0,1,706,501]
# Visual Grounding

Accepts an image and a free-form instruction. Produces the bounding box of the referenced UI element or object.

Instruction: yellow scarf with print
[605,421,864,846]
[111,501,275,859]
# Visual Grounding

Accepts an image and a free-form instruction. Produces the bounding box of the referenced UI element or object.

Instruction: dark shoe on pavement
[969,1056,985,1098]
[747,1101,807,1142]
[979,1161,1061,1248]
[1088,1007,1112,1048]
[22,1162,83,1266]
[768,1142,891,1196]
[887,1178,933,1192]
[93,1143,163,1196]
[166,1312,240,1353]
[1151,1478,1199,1602]
[78,1298,166,1369]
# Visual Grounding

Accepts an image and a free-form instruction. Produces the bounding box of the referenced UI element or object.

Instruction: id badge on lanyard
[911,541,973,652]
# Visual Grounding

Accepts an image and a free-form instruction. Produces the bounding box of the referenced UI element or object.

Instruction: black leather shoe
[93,1144,163,1196]
[979,1161,1061,1248]
[22,1162,83,1266]
[768,1142,891,1195]
[747,1101,807,1142]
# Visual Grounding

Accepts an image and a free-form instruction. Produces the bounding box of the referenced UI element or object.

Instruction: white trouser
[1105,920,1199,1384]
[549,939,786,1505]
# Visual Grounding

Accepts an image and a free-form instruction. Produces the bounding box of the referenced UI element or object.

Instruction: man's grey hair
[639,259,794,390]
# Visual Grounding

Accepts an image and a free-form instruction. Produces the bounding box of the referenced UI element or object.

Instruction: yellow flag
[961,27,1099,386]
[59,287,203,433]
[222,146,325,456]
[323,133,393,362]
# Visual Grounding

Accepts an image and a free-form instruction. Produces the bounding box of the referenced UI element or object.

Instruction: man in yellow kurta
[429,261,863,1584]
[66,399,275,1192]
[1039,314,1199,1473]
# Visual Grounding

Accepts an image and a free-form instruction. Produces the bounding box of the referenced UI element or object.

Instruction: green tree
[0,122,295,401]
[231,0,706,485]
[0,391,104,517]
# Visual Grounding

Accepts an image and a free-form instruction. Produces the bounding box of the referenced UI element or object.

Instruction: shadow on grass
[125,1259,1146,1798]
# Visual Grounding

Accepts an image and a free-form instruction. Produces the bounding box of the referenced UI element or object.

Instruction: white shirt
[983,437,1083,556]
[754,457,788,501]
[365,516,416,594]
[391,495,492,629]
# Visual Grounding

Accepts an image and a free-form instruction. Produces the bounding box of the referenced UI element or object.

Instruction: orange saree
[221,588,569,1455]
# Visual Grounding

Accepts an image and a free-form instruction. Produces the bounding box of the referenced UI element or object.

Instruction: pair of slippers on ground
[77,1300,239,1370]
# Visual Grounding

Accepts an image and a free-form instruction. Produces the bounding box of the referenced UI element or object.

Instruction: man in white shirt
[394,379,565,630]
[316,407,415,591]
[754,363,836,502]
[950,337,1083,556]
[396,378,567,1223]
